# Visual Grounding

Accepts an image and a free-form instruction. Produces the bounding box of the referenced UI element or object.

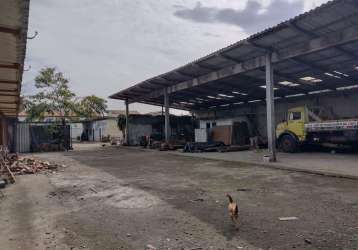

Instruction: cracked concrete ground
[1,145,358,249]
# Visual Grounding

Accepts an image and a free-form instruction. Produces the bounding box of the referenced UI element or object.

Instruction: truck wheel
[280,135,298,153]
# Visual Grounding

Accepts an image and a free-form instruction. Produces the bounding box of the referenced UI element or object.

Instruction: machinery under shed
[110,0,358,161]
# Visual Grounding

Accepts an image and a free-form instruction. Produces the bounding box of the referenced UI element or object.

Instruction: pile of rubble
[4,156,59,175]
[0,146,62,184]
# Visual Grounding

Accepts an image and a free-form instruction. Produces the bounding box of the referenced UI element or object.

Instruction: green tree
[24,67,77,122]
[79,95,107,118]
[24,67,108,122]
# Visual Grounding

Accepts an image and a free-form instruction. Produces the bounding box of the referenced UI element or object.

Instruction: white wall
[70,123,83,140]
[86,119,122,142]
[104,119,121,139]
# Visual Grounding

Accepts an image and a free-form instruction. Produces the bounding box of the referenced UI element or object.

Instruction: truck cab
[276,106,308,152]
[276,106,358,152]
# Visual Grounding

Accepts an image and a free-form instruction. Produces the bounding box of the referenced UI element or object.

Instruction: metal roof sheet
[110,0,358,111]
[0,0,29,117]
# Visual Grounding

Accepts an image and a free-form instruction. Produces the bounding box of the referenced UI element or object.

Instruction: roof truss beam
[189,63,214,72]
[289,21,358,69]
[133,26,358,101]
[147,81,169,87]
[219,53,316,92]
[244,39,358,87]
[195,62,221,71]
[0,25,21,36]
[0,80,18,85]
[0,63,21,69]
[132,99,190,111]
[0,91,17,95]
[171,71,196,79]
[291,57,358,84]
[0,101,18,104]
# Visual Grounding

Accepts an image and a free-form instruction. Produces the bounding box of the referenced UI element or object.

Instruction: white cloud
[23,0,329,114]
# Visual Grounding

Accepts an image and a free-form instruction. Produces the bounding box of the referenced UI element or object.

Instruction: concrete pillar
[265,53,276,162]
[164,89,170,142]
[125,99,130,145]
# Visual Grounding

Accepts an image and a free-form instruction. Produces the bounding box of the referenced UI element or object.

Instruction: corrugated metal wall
[16,123,30,153]
[128,124,152,145]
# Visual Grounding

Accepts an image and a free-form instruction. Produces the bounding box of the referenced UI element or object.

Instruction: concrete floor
[1,144,358,249]
[174,150,358,179]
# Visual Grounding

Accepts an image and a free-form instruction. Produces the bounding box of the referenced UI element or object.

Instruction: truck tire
[280,135,298,153]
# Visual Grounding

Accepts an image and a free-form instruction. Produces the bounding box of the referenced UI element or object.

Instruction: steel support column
[125,99,130,145]
[265,53,276,162]
[164,88,170,142]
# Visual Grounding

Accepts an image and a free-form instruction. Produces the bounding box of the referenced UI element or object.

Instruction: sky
[23,0,329,114]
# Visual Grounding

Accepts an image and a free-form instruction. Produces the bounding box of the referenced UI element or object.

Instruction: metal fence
[16,123,30,153]
[16,123,72,153]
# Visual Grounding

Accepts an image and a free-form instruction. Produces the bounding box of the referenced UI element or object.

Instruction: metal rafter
[140,26,358,100]
[0,63,21,69]
[0,80,18,85]
[219,52,315,93]
[0,25,21,36]
[110,1,358,112]
[248,41,358,91]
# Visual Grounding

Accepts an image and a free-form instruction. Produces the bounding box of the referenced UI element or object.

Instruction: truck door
[288,110,305,141]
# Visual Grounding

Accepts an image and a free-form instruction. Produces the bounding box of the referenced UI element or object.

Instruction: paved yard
[1,145,358,249]
[173,150,358,179]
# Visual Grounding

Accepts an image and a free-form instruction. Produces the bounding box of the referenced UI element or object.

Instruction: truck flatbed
[305,119,358,132]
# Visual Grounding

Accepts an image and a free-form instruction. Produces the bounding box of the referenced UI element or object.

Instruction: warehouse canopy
[0,0,29,117]
[110,0,358,111]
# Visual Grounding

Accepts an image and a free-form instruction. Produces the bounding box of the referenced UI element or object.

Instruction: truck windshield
[289,112,302,121]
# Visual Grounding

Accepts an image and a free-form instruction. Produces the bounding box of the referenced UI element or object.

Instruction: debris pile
[0,146,61,185]
[5,156,59,175]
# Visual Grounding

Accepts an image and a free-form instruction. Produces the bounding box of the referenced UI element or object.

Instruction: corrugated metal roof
[0,0,29,117]
[110,0,358,111]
